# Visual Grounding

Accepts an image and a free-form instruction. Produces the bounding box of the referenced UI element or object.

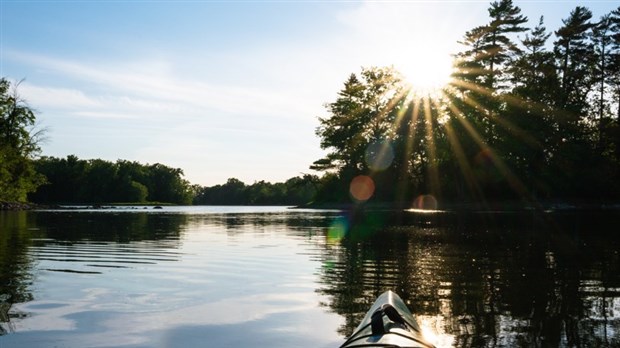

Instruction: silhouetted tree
[483,0,529,89]
[313,67,404,174]
[312,67,412,203]
[554,7,595,116]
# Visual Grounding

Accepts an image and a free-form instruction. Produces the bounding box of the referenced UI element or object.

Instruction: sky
[1,0,618,186]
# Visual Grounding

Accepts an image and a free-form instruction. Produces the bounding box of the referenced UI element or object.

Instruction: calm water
[0,206,619,347]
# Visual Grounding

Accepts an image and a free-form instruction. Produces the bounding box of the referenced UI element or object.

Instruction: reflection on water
[0,208,619,347]
[0,209,343,348]
[317,211,620,347]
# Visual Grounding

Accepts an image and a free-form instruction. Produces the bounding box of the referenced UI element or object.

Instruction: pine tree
[591,12,616,150]
[312,67,404,175]
[554,6,595,115]
[483,0,529,89]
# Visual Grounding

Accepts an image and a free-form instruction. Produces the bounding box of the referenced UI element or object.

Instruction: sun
[397,53,453,97]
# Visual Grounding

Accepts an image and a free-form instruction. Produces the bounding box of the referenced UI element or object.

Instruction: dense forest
[29,156,194,204]
[2,1,620,207]
[311,2,620,206]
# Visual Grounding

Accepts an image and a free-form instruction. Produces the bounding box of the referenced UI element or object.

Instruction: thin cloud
[18,84,103,110]
[7,50,316,122]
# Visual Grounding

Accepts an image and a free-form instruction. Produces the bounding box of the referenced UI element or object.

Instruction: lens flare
[327,216,349,244]
[365,139,395,171]
[413,194,438,210]
[474,148,493,168]
[349,175,375,202]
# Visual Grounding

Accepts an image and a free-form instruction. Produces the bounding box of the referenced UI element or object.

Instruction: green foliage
[0,79,45,202]
[29,156,193,204]
[145,163,193,204]
[0,146,45,202]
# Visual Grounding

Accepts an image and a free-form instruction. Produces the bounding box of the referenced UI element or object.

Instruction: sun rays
[366,60,542,208]
[316,57,555,209]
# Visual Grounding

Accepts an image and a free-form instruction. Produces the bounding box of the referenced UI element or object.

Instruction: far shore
[0,201,170,211]
[3,199,619,212]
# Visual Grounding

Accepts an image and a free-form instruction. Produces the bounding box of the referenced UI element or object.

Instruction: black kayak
[339,291,436,348]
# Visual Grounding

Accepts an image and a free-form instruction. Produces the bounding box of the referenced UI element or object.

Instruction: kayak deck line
[339,291,436,348]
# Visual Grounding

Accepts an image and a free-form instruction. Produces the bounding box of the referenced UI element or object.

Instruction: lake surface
[0,206,619,347]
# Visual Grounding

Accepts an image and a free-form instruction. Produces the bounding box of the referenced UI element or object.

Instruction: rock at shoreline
[0,201,35,210]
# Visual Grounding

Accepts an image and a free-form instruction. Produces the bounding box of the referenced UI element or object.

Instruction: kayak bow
[339,290,436,348]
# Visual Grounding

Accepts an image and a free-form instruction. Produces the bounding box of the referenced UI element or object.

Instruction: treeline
[30,156,194,204]
[312,2,620,205]
[28,155,319,206]
[193,176,317,205]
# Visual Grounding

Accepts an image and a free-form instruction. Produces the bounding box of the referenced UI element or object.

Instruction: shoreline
[0,201,40,211]
[2,200,619,212]
[296,200,620,212]
[0,201,169,211]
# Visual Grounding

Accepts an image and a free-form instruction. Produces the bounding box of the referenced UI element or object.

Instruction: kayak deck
[339,291,436,348]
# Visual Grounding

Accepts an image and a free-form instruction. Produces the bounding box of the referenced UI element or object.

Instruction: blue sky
[1,1,618,186]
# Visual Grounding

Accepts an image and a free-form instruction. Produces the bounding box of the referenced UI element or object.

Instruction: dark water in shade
[0,207,619,347]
